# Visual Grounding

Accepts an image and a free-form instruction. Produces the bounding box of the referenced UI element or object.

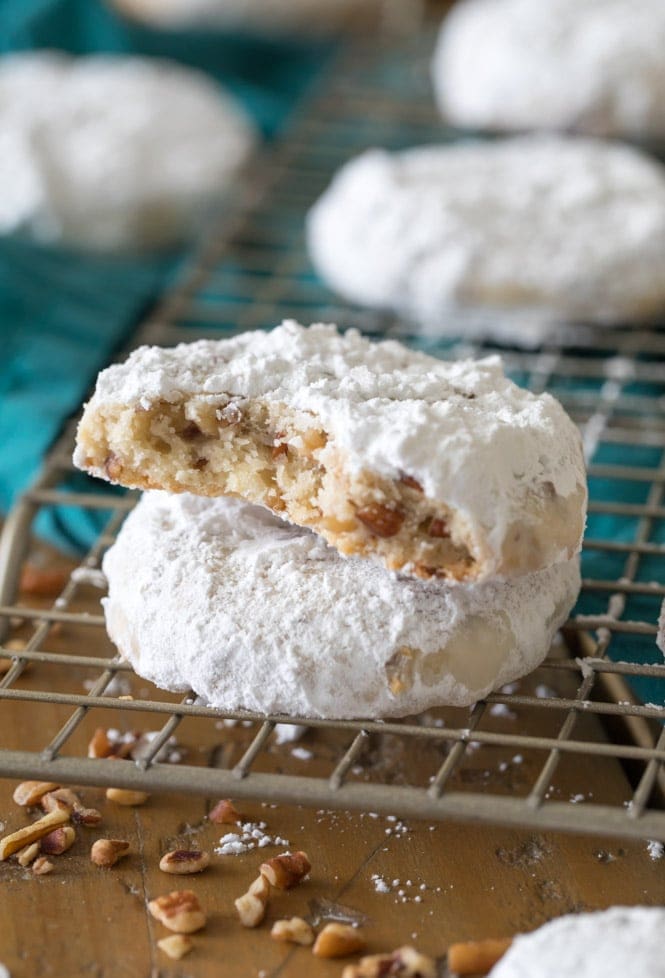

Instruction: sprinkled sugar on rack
[1,24,664,842]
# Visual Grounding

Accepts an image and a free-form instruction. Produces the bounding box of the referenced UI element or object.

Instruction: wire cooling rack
[1,25,665,843]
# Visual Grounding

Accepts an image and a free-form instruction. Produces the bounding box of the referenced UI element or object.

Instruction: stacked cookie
[75,322,586,718]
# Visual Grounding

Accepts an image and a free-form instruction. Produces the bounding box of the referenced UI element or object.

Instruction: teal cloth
[0,0,334,551]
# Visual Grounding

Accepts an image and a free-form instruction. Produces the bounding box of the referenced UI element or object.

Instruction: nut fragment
[447,937,512,975]
[428,518,450,539]
[148,890,206,934]
[41,788,102,827]
[16,842,40,867]
[88,728,113,758]
[90,839,130,868]
[19,564,70,597]
[105,787,149,806]
[398,474,423,493]
[235,874,270,928]
[12,781,60,807]
[270,917,315,946]
[355,503,404,538]
[157,935,193,960]
[312,922,366,959]
[342,945,437,978]
[159,849,210,875]
[0,807,69,861]
[104,452,123,481]
[208,799,241,825]
[260,850,311,890]
[32,856,54,876]
[40,825,76,856]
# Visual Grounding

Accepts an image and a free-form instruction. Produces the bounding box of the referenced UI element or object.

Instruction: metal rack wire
[1,26,664,842]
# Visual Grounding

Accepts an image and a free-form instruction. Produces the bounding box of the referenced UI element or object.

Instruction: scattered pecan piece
[105,787,149,806]
[235,874,270,928]
[342,945,437,977]
[90,839,130,868]
[40,826,75,856]
[270,917,315,946]
[313,922,366,959]
[355,503,404,538]
[0,808,69,861]
[32,856,54,876]
[157,934,193,960]
[159,849,210,875]
[398,474,423,492]
[208,799,241,825]
[447,937,513,975]
[12,781,60,807]
[260,850,310,889]
[16,842,40,867]
[148,890,206,934]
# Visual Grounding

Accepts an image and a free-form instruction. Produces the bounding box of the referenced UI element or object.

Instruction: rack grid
[1,25,665,842]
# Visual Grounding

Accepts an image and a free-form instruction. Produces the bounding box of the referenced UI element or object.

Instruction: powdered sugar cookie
[306,137,665,332]
[0,53,255,250]
[490,906,665,977]
[74,321,587,583]
[110,0,411,34]
[102,492,581,719]
[434,0,665,141]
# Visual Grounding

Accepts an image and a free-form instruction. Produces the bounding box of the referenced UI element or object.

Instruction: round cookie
[489,906,665,978]
[0,53,255,251]
[102,492,581,719]
[306,137,665,332]
[433,0,665,141]
[109,0,399,34]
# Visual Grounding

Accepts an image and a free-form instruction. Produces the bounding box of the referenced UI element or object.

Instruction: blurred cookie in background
[433,0,665,142]
[307,135,665,344]
[109,0,423,36]
[0,52,255,251]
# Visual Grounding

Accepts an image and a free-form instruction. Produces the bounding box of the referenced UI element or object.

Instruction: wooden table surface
[1,566,664,978]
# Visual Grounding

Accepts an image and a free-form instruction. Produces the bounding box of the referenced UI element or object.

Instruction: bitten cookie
[306,138,665,330]
[433,0,665,141]
[74,322,587,582]
[102,492,581,719]
[490,906,665,978]
[0,53,254,250]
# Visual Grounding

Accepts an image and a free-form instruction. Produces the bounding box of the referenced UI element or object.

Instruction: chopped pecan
[157,935,193,960]
[428,518,450,538]
[312,922,366,959]
[90,839,129,868]
[0,808,69,861]
[41,826,76,856]
[270,917,315,946]
[355,503,404,538]
[159,849,210,875]
[105,788,149,806]
[398,474,423,493]
[12,781,60,807]
[148,890,206,934]
[447,937,512,975]
[32,856,54,876]
[208,799,241,825]
[235,874,270,928]
[342,945,437,977]
[260,851,310,889]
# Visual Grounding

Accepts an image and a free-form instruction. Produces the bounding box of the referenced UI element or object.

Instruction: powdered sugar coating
[102,492,580,718]
[434,0,665,140]
[490,906,665,978]
[0,53,254,250]
[307,139,665,332]
[76,321,586,575]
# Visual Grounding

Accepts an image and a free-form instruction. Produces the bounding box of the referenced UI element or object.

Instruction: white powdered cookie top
[102,493,580,718]
[0,53,254,250]
[306,137,665,330]
[434,0,665,139]
[79,321,586,563]
[490,906,665,978]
